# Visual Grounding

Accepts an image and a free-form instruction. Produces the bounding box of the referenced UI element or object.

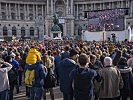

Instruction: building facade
[0,0,133,40]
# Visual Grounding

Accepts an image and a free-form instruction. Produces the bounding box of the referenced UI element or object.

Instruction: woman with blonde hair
[43,55,55,100]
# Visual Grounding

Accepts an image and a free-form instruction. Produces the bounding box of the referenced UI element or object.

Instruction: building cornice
[74,0,126,4]
[1,0,46,5]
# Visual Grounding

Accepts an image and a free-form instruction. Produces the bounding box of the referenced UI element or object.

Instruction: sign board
[59,19,65,24]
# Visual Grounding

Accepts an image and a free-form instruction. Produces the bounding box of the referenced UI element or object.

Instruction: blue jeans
[30,87,44,100]
[0,89,8,100]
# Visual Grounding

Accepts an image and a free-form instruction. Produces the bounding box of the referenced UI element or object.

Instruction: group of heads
[70,48,113,67]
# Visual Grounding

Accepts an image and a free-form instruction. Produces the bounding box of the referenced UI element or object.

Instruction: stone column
[42,5,44,19]
[126,1,129,8]
[45,20,49,35]
[33,4,35,20]
[15,4,17,19]
[130,0,133,17]
[82,4,84,19]
[64,21,67,36]
[8,3,11,19]
[100,3,102,10]
[27,4,29,20]
[93,3,96,10]
[109,2,111,9]
[0,2,2,19]
[66,0,69,15]
[71,20,74,36]
[18,4,20,20]
[36,5,38,19]
[71,0,73,15]
[91,3,93,10]
[121,1,123,8]
[47,0,49,15]
[103,3,105,9]
[77,4,78,19]
[6,3,8,19]
[24,4,27,20]
[51,0,53,15]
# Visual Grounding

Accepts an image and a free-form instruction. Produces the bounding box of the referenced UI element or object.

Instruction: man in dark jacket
[58,49,78,100]
[70,53,97,100]
[61,46,70,60]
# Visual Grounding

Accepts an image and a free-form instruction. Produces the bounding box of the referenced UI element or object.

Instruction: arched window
[30,27,34,36]
[3,26,7,36]
[21,27,25,37]
[12,26,17,36]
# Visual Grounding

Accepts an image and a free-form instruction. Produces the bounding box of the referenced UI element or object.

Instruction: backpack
[24,68,36,87]
[44,68,56,88]
[8,67,18,85]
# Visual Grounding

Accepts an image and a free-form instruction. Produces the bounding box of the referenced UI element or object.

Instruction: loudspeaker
[125,9,129,15]
[84,12,87,18]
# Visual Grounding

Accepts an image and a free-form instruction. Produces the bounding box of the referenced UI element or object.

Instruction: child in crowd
[26,46,41,65]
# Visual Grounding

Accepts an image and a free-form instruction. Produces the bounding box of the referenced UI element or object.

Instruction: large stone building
[0,0,133,40]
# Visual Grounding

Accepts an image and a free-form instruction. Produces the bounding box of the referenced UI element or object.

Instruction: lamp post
[103,24,105,42]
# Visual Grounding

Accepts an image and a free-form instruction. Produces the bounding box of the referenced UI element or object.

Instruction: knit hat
[104,57,112,66]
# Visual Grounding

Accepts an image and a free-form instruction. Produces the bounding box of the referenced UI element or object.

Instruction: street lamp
[103,24,106,42]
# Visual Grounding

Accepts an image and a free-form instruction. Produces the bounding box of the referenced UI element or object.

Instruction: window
[1,3,6,10]
[30,27,34,36]
[20,13,25,20]
[29,13,33,20]
[3,26,7,36]
[11,13,16,20]
[12,26,17,36]
[2,12,6,20]
[11,4,15,11]
[21,27,25,37]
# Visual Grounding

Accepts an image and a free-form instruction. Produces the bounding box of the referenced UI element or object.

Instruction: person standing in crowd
[10,53,20,94]
[43,55,55,100]
[117,57,132,100]
[0,59,12,100]
[25,61,47,100]
[70,53,97,100]
[54,50,62,85]
[61,45,70,60]
[58,49,78,100]
[26,46,41,65]
[111,49,122,66]
[98,57,123,100]
[15,52,23,86]
[89,54,103,100]
[127,50,133,100]
[5,55,19,100]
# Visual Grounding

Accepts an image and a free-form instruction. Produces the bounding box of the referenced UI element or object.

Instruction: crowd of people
[0,40,133,100]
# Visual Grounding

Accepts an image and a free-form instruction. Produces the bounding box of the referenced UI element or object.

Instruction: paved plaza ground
[14,86,63,100]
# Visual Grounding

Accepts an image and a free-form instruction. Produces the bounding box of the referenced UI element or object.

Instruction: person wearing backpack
[0,59,12,100]
[24,61,47,100]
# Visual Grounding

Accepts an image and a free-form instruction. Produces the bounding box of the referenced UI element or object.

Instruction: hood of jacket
[118,65,132,73]
[29,48,38,54]
[60,58,76,68]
